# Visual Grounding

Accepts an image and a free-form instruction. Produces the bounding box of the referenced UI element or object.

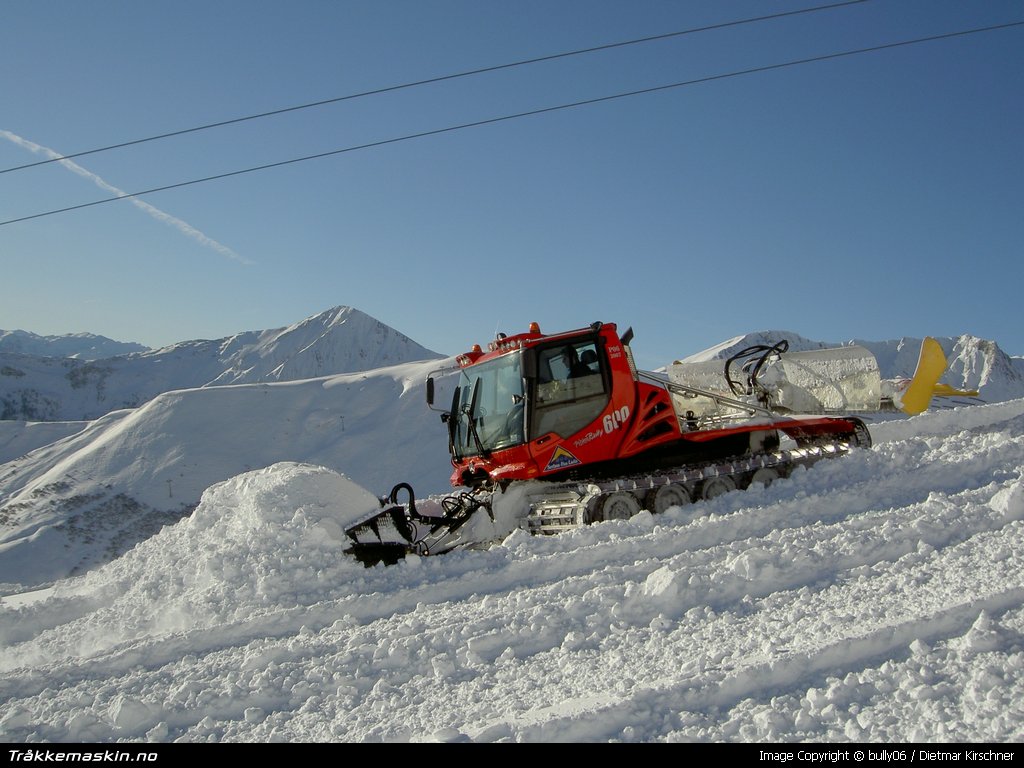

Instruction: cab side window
[533,341,608,437]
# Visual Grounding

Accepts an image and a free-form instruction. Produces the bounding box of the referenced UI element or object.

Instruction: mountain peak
[0,307,442,421]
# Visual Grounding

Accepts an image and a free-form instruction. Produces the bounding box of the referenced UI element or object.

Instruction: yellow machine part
[931,382,980,399]
[900,337,949,415]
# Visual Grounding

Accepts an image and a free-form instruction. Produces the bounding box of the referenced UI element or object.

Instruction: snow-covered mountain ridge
[0,307,442,421]
[0,329,149,361]
[5,319,1021,423]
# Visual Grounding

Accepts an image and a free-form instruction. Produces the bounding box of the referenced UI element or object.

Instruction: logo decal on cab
[544,446,581,472]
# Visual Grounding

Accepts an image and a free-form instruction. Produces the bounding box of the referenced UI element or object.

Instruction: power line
[2,20,1021,229]
[0,0,871,175]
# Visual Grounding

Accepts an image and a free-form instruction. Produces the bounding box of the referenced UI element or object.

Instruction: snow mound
[187,460,381,540]
[0,463,379,669]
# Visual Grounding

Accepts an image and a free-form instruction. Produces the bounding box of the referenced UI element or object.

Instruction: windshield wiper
[465,378,490,458]
[445,385,461,458]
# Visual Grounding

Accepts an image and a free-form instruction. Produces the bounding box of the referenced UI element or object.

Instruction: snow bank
[0,463,378,669]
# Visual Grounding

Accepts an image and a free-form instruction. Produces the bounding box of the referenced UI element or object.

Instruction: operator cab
[430,324,614,463]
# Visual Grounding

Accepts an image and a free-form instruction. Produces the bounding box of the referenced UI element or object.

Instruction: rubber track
[525,440,854,534]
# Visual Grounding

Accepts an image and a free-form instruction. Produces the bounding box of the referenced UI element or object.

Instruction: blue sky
[2,0,1021,368]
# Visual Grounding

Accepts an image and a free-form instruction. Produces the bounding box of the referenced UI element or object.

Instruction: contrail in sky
[1,130,251,266]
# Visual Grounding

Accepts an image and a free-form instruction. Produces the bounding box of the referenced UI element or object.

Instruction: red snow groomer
[345,321,967,564]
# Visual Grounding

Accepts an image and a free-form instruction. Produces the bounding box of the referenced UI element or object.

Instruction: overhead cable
[1,20,1021,228]
[0,0,871,175]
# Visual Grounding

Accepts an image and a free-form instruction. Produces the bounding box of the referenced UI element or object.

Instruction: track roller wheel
[645,483,693,514]
[591,491,642,522]
[700,475,737,500]
[747,467,781,489]
[849,418,872,449]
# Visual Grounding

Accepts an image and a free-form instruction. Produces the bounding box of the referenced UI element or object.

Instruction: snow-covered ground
[1,397,1022,743]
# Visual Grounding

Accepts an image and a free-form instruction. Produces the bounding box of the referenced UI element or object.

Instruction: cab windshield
[451,350,525,459]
